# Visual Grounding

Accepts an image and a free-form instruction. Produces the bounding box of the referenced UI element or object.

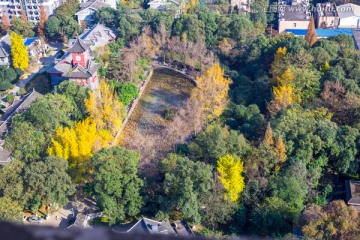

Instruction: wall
[278,20,310,34]
[338,16,360,28]
[317,16,339,29]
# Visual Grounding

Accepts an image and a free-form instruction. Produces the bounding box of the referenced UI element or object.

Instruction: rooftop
[0,90,43,164]
[286,28,353,37]
[68,24,116,51]
[75,0,111,15]
[346,180,360,206]
[279,5,311,21]
[316,3,338,17]
[125,217,194,237]
[67,37,93,53]
[336,3,360,19]
[24,37,38,47]
[62,62,101,78]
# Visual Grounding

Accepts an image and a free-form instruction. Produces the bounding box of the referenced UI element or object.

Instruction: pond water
[119,68,195,168]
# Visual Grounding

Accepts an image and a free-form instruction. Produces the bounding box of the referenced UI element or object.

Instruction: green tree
[271,162,308,213]
[187,124,250,164]
[117,81,139,106]
[55,81,89,120]
[159,154,213,224]
[6,94,15,104]
[0,197,23,223]
[229,14,255,44]
[24,157,75,210]
[45,17,61,39]
[21,94,75,134]
[5,121,47,163]
[92,147,144,225]
[10,18,35,37]
[251,197,296,235]
[0,160,25,203]
[94,7,117,27]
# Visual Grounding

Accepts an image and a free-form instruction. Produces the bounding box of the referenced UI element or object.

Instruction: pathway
[1,48,61,105]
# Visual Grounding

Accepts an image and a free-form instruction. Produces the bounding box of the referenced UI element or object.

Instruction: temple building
[48,37,101,91]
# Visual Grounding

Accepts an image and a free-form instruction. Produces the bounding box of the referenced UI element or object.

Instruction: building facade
[75,0,112,27]
[78,0,116,9]
[337,3,360,28]
[0,0,60,23]
[315,3,339,29]
[48,37,100,91]
[278,4,311,34]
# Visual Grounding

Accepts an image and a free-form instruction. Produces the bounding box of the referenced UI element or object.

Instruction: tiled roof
[0,90,43,165]
[69,24,116,51]
[62,62,101,78]
[76,0,111,15]
[127,217,175,235]
[67,37,93,53]
[337,3,360,19]
[0,34,11,56]
[0,47,8,58]
[346,180,360,205]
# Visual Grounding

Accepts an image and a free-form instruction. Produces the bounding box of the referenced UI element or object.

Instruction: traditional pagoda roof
[62,62,101,78]
[67,37,93,53]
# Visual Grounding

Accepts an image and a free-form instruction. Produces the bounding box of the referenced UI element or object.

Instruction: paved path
[1,48,60,106]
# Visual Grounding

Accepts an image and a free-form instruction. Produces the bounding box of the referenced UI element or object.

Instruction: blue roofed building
[286,28,353,38]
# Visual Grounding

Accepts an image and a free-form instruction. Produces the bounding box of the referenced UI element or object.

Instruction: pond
[119,68,195,170]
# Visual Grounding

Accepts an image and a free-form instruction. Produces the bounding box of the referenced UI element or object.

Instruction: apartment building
[278,0,311,34]
[315,3,339,29]
[0,0,60,23]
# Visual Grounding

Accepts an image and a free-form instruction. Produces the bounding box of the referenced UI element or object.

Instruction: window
[293,23,297,27]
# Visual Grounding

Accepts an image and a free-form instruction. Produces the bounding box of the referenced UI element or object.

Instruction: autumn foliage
[84,81,124,136]
[269,49,296,115]
[38,5,48,37]
[1,14,10,33]
[10,32,29,70]
[217,154,245,202]
[48,117,112,180]
[192,64,230,121]
[305,16,317,47]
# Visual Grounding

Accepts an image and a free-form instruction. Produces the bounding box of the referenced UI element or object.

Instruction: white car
[28,216,43,223]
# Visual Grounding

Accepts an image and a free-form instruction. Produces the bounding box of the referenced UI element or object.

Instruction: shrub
[6,94,15,104]
[118,82,138,106]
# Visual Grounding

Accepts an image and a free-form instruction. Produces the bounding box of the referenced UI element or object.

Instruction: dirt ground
[119,69,195,174]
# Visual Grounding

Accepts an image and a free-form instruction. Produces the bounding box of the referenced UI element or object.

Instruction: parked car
[28,216,43,223]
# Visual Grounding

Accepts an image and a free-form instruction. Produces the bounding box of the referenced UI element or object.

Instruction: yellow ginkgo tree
[84,81,124,137]
[191,64,230,121]
[48,117,112,180]
[10,32,29,70]
[217,154,245,202]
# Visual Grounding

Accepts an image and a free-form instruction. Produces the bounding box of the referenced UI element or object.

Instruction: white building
[75,0,114,27]
[0,0,60,23]
[337,3,360,28]
[78,0,116,9]
[148,0,179,10]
